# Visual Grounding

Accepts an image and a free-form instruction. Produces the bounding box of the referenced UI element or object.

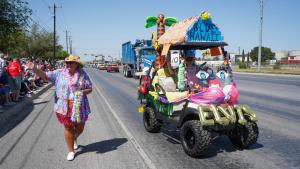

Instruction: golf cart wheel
[180,120,212,157]
[143,107,161,133]
[228,121,259,149]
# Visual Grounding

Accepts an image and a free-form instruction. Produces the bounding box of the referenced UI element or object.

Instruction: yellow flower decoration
[149,91,158,100]
[152,32,159,50]
[200,11,211,21]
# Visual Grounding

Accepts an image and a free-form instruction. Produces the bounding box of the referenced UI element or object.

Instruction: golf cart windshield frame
[168,41,228,50]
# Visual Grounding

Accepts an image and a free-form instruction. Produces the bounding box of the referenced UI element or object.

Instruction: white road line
[90,76,157,169]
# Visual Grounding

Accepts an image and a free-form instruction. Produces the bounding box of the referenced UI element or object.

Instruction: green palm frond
[145,16,158,28]
[165,17,178,27]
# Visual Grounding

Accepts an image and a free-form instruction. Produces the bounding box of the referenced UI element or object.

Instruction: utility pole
[50,3,61,65]
[69,36,72,54]
[65,30,69,54]
[258,0,263,71]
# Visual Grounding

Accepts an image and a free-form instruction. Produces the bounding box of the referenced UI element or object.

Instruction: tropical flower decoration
[200,11,211,20]
[177,60,185,91]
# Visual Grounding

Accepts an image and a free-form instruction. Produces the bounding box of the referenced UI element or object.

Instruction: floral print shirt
[46,69,92,116]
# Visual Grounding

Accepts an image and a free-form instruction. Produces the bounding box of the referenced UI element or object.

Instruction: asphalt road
[0,68,299,169]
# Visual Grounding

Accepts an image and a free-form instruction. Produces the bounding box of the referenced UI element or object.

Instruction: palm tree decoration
[145,14,178,69]
[145,14,178,39]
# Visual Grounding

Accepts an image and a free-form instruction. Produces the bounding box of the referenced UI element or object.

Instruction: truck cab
[122,39,156,78]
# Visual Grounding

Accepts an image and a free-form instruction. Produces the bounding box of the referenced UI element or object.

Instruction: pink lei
[63,68,80,93]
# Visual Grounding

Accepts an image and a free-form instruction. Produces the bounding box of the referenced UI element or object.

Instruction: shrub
[273,62,281,70]
[239,63,247,69]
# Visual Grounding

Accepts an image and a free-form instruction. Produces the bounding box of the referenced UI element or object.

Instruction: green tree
[17,23,67,61]
[250,46,275,63]
[25,23,53,59]
[4,30,28,57]
[0,0,32,52]
[55,46,68,60]
[247,52,250,63]
[242,49,245,63]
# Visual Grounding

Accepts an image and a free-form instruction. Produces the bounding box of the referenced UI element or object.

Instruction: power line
[42,0,50,8]
[28,17,51,33]
[57,0,69,30]
[31,12,52,30]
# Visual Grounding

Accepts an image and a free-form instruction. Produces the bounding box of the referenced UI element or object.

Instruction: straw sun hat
[65,54,83,67]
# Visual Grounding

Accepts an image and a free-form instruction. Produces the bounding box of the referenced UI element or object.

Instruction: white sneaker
[67,152,75,161]
[73,140,78,150]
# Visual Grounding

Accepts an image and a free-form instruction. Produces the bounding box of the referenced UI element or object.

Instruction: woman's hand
[26,62,48,81]
[82,89,92,95]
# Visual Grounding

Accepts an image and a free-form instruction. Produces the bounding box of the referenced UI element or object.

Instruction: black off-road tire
[180,120,212,157]
[228,121,259,149]
[143,107,161,133]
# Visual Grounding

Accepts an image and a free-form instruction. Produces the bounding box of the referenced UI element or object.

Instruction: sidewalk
[0,83,53,128]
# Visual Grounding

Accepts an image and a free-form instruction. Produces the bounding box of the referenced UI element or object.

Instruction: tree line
[0,0,67,60]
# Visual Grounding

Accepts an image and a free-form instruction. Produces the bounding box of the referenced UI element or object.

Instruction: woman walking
[27,55,92,161]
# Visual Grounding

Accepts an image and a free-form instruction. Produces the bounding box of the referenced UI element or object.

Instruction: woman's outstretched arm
[27,62,48,81]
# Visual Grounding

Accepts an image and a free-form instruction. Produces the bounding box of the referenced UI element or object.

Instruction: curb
[0,83,53,127]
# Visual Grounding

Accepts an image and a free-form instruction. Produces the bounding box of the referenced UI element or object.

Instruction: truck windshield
[141,49,156,56]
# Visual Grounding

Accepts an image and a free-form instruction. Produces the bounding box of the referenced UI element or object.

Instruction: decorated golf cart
[138,12,259,157]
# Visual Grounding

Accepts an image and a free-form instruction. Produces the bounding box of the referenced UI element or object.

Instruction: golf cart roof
[158,13,227,51]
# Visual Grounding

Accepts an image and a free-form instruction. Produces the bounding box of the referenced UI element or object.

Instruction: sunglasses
[66,62,77,65]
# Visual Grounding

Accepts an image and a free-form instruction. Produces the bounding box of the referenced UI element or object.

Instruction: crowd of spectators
[0,54,53,113]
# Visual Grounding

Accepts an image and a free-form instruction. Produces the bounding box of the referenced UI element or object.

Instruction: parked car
[107,64,119,72]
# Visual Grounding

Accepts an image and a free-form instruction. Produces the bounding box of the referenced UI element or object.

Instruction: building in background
[275,50,300,65]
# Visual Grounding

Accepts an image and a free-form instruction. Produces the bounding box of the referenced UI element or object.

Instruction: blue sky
[27,0,300,61]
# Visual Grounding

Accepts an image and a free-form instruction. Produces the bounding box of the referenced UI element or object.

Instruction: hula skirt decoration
[56,91,88,126]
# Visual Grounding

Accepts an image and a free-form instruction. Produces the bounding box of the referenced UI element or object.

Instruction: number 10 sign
[171,50,180,68]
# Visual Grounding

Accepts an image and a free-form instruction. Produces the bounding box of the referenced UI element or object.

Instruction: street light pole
[258,0,263,72]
